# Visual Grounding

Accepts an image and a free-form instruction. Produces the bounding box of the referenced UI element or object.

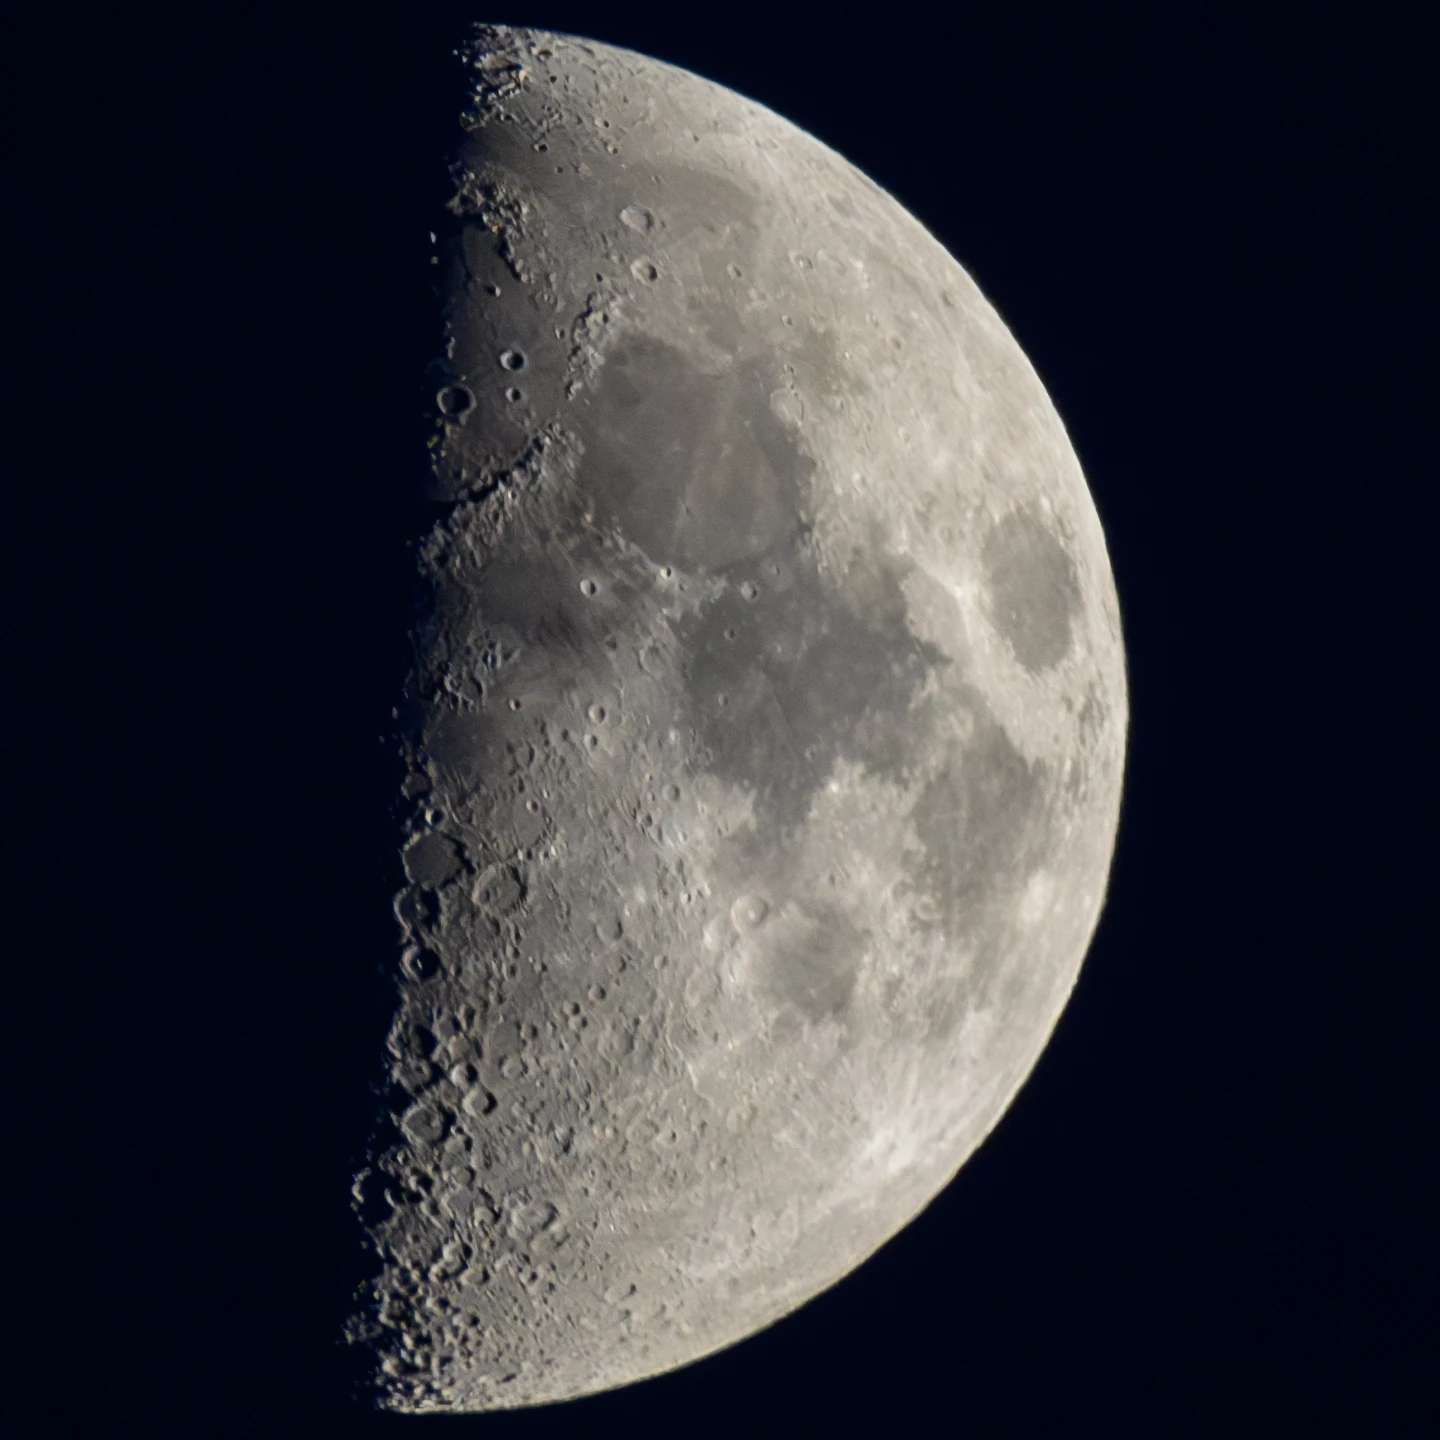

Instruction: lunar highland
[346,24,1127,1412]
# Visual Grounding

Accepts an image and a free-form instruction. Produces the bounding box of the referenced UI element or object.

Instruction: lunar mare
[347,25,1127,1412]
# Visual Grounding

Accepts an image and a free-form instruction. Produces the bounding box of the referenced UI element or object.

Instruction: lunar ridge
[347,24,1126,1412]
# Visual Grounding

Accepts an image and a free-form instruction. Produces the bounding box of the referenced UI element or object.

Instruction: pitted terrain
[346,25,1126,1412]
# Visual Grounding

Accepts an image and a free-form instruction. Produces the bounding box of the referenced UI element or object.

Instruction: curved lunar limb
[346,24,1126,1413]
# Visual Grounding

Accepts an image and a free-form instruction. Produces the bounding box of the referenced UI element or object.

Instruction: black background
[9,4,1434,1435]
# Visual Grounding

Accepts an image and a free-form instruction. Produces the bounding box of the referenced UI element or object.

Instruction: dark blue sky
[9,6,1432,1436]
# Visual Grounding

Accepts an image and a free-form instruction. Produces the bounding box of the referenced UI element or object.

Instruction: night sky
[9,5,1433,1435]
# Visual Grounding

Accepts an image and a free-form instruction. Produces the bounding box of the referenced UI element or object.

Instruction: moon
[347,24,1126,1412]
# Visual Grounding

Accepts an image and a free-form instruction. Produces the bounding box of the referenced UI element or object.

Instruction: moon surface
[347,24,1127,1412]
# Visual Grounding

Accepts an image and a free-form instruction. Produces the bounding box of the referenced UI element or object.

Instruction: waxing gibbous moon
[346,24,1127,1413]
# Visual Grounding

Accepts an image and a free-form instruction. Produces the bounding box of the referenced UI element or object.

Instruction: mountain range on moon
[345,23,1127,1413]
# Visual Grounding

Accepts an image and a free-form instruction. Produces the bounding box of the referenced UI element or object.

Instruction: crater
[437,384,474,417]
[576,333,809,570]
[908,704,1044,937]
[401,946,441,981]
[679,547,945,831]
[981,508,1080,672]
[472,863,525,914]
[903,697,1049,1028]
[403,833,463,888]
[752,903,864,1022]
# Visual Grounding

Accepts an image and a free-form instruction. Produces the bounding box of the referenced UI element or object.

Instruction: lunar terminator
[347,24,1127,1412]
